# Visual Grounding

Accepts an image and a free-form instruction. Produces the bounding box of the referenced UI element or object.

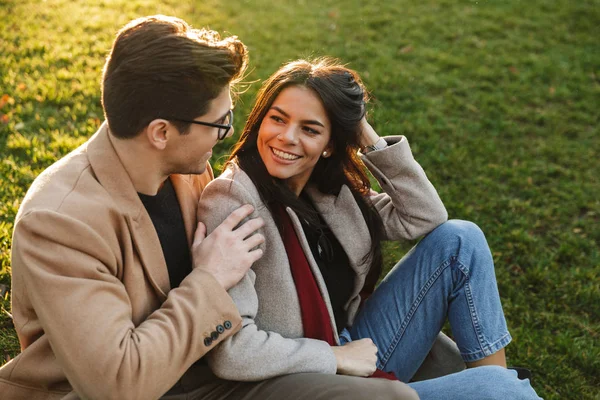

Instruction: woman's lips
[271,146,300,162]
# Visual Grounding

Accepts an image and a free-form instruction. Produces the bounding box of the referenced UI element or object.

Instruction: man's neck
[108,131,168,196]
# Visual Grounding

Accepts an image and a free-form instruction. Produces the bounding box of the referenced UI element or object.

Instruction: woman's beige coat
[0,124,242,400]
[198,136,464,382]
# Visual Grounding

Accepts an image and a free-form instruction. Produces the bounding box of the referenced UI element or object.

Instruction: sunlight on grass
[1,0,598,398]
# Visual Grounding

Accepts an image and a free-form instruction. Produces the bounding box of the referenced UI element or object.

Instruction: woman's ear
[322,142,334,158]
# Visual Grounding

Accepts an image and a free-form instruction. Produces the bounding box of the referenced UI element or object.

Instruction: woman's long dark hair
[228,57,384,289]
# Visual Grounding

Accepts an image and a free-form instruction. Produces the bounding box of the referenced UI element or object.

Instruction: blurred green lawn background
[1,0,598,398]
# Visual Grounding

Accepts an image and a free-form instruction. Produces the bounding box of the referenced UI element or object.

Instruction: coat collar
[86,122,210,298]
[304,185,371,275]
[226,163,372,273]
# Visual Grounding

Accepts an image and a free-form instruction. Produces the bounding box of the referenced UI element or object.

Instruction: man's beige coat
[0,123,242,400]
[198,136,465,382]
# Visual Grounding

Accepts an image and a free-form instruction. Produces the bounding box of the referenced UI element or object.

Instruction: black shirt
[298,195,355,333]
[138,178,192,288]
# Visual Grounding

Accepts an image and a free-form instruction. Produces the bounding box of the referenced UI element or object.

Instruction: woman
[197,58,540,399]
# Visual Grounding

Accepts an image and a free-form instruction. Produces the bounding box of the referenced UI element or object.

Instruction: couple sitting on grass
[0,15,541,400]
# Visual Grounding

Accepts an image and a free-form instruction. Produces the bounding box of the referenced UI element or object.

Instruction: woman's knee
[431,220,485,244]
[425,220,489,258]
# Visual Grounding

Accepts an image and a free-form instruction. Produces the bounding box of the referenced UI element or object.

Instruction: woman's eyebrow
[271,106,325,127]
[271,106,290,118]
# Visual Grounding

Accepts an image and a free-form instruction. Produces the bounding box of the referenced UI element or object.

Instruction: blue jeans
[340,220,541,399]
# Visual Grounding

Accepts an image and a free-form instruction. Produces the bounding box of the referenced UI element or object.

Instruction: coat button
[216,325,225,333]
[204,337,213,347]
[210,331,219,341]
[223,320,232,329]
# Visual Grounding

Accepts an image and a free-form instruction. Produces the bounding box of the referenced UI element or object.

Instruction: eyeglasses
[170,109,233,141]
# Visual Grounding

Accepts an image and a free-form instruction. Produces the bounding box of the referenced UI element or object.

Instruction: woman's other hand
[331,338,378,377]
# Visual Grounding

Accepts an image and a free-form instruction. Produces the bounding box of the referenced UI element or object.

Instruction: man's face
[165,86,233,175]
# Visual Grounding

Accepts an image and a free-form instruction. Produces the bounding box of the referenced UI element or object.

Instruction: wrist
[358,119,379,146]
[193,264,229,289]
[331,346,344,372]
[361,137,387,154]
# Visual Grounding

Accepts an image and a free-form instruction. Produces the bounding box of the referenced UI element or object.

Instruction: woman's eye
[270,115,284,123]
[303,126,319,135]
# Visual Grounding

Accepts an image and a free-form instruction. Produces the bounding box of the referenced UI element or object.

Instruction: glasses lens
[224,110,232,125]
[218,110,233,140]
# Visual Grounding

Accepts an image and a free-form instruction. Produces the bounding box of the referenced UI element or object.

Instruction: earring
[322,150,328,157]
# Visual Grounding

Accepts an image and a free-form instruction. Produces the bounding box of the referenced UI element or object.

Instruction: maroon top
[277,205,398,381]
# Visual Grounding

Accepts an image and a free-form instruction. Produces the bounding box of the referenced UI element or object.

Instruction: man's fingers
[193,221,206,245]
[235,217,265,239]
[243,233,265,249]
[247,248,264,263]
[221,204,255,230]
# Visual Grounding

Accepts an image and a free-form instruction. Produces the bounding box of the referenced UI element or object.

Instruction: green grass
[1,0,599,398]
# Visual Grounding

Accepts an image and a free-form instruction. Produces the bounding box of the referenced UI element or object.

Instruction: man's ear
[145,119,171,150]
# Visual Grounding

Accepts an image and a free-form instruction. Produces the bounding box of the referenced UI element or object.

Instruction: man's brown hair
[102,15,248,138]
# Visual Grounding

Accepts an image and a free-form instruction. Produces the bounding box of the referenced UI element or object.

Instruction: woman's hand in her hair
[331,338,378,377]
[358,117,381,150]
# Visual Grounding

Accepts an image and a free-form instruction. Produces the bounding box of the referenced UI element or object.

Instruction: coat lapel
[285,207,340,344]
[86,123,170,298]
[171,169,213,248]
[305,185,372,276]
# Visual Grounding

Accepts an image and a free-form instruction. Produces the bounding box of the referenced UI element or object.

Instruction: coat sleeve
[361,136,448,240]
[197,177,338,381]
[11,209,242,400]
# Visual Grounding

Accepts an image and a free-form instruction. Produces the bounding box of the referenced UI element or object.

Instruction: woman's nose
[278,125,298,144]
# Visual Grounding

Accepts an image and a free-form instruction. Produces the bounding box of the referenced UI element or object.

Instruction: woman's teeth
[272,148,300,160]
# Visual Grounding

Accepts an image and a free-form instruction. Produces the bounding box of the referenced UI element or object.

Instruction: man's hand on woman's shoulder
[192,204,265,290]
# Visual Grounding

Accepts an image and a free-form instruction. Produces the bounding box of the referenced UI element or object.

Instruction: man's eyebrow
[270,106,325,128]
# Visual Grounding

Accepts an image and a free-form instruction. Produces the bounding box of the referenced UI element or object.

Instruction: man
[0,14,262,399]
[0,15,419,400]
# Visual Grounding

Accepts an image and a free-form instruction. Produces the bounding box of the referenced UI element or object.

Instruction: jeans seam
[377,258,452,370]
[455,258,512,362]
[459,260,488,356]
[460,332,513,362]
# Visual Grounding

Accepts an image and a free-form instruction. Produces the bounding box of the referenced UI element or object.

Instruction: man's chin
[172,165,207,176]
[189,165,207,175]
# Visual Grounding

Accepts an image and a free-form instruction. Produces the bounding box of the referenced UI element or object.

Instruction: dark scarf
[277,205,397,381]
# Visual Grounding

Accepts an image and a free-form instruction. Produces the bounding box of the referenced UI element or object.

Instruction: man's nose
[225,125,234,139]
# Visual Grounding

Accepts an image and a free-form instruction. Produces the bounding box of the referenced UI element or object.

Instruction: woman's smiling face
[257,85,332,196]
